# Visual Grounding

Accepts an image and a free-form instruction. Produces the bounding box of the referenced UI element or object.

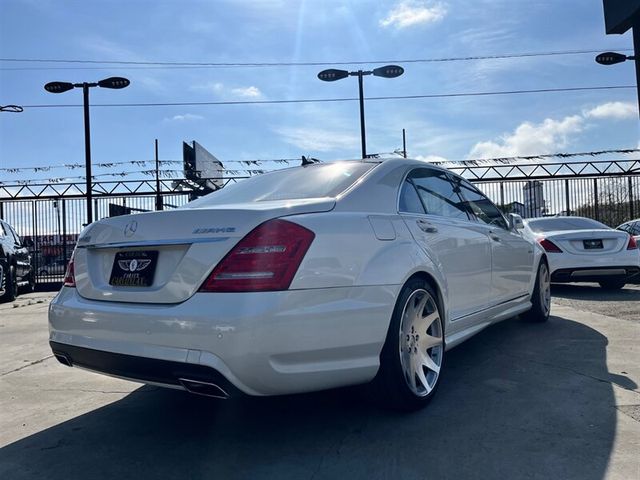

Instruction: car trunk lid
[541,229,629,255]
[74,198,334,303]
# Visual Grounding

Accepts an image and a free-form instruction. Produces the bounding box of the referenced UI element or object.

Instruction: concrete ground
[0,287,639,480]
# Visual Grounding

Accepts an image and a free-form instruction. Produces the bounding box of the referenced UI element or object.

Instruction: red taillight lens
[63,250,76,287]
[538,238,563,253]
[627,235,638,250]
[200,219,315,292]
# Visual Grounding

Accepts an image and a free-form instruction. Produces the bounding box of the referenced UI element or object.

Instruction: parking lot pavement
[551,283,640,323]
[1,291,639,480]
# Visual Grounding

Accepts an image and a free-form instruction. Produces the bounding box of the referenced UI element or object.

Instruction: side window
[6,224,21,246]
[406,168,470,221]
[398,179,425,214]
[0,222,6,238]
[456,179,509,229]
[630,222,640,235]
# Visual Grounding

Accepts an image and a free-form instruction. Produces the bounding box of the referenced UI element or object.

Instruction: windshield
[526,217,609,233]
[184,162,375,207]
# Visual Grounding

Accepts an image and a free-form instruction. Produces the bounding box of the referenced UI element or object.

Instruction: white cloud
[584,101,638,120]
[414,154,449,163]
[191,82,263,99]
[165,113,204,122]
[380,1,446,29]
[230,86,263,99]
[276,127,359,152]
[468,115,584,159]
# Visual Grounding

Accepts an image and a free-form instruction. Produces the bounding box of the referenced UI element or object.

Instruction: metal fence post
[62,198,68,262]
[629,176,635,219]
[564,179,570,215]
[593,178,599,221]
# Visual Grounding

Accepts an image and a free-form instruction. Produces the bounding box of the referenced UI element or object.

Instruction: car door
[399,167,492,321]
[455,178,534,305]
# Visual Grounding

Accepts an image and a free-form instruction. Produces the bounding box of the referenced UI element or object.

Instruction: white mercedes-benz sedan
[521,216,639,290]
[49,159,549,410]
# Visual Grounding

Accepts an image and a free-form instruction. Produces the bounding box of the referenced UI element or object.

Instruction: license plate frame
[109,250,159,287]
[583,239,603,250]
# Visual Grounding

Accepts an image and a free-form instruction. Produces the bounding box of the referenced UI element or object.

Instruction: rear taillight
[538,238,563,253]
[63,250,76,287]
[628,235,638,250]
[200,219,315,292]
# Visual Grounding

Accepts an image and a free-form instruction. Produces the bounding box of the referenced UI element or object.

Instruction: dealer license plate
[583,239,603,250]
[109,250,158,287]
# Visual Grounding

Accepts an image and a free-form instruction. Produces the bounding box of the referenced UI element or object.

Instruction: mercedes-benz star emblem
[124,220,138,237]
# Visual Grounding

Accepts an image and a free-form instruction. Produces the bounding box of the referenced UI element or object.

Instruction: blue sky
[0,0,638,184]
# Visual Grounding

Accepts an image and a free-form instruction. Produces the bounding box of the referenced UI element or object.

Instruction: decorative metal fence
[0,159,638,286]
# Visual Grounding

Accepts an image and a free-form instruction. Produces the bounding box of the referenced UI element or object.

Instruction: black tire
[598,279,626,290]
[23,270,36,293]
[523,260,551,322]
[1,265,17,302]
[369,278,445,411]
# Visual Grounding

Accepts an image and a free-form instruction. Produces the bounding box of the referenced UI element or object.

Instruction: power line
[0,48,634,71]
[19,85,636,109]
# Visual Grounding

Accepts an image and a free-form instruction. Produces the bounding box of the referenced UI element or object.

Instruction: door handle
[489,232,501,242]
[416,219,438,233]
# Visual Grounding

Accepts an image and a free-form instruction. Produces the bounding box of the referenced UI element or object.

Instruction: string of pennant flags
[0,158,295,174]
[1,148,638,176]
[1,148,638,186]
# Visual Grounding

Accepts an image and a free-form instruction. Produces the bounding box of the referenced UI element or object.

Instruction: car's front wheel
[371,278,445,411]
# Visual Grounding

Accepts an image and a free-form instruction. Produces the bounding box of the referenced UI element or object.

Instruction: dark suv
[0,219,34,301]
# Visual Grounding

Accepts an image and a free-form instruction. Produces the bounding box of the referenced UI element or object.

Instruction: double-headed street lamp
[44,77,130,224]
[318,65,404,158]
[595,50,639,121]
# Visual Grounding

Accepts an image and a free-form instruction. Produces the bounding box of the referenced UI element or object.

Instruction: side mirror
[509,213,524,230]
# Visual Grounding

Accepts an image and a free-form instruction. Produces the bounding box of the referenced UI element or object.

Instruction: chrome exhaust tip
[54,353,73,367]
[179,378,229,399]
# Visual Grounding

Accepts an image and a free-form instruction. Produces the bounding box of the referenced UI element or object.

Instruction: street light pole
[82,83,93,223]
[44,76,130,225]
[356,71,367,158]
[318,65,404,159]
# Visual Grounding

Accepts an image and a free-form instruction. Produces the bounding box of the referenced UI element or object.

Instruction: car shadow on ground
[551,283,640,302]
[0,315,629,480]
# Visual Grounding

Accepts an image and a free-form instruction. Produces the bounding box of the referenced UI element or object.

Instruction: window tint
[527,217,608,233]
[406,169,469,221]
[398,179,425,214]
[6,224,21,245]
[456,179,509,229]
[185,162,375,207]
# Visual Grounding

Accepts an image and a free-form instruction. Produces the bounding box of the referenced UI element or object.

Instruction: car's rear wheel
[371,278,445,411]
[523,260,551,322]
[598,279,626,290]
[1,265,17,302]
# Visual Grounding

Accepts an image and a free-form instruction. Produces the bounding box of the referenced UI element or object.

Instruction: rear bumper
[50,341,240,398]
[48,285,398,396]
[550,265,640,283]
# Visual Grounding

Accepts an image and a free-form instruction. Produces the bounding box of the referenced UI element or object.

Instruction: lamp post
[44,77,130,224]
[318,65,404,158]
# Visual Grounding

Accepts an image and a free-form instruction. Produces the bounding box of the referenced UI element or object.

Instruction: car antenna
[301,155,320,166]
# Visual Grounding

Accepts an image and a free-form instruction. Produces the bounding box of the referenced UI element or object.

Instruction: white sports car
[49,159,549,410]
[521,216,639,290]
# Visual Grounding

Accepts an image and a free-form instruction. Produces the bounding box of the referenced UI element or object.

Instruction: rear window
[185,162,375,207]
[527,217,609,233]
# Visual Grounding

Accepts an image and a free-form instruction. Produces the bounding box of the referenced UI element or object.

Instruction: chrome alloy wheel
[398,289,443,397]
[539,262,551,317]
